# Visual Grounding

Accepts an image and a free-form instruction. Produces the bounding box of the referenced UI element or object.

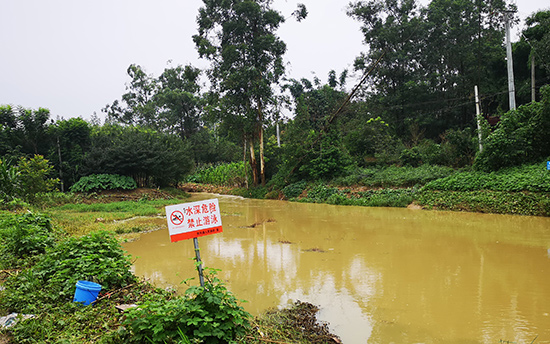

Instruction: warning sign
[170,210,184,226]
[165,199,222,243]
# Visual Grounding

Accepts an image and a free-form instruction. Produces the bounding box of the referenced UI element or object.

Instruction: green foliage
[232,186,268,199]
[0,157,21,201]
[475,86,550,171]
[84,125,192,187]
[70,174,137,193]
[296,184,416,208]
[186,161,249,186]
[282,181,307,199]
[335,164,455,188]
[48,117,92,188]
[304,184,339,203]
[0,105,52,157]
[104,63,204,141]
[399,146,422,167]
[0,212,56,268]
[124,269,251,343]
[0,155,58,203]
[417,190,550,216]
[0,231,136,312]
[18,154,59,202]
[424,163,550,192]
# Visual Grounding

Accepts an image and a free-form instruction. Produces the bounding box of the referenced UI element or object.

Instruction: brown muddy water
[123,193,550,344]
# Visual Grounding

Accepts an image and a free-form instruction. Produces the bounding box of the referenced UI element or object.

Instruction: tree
[347,0,510,140]
[348,0,429,137]
[276,81,353,182]
[0,106,52,157]
[155,65,203,140]
[474,85,550,171]
[48,117,91,190]
[104,64,205,142]
[514,10,550,104]
[193,0,300,185]
[83,125,192,187]
[104,64,159,127]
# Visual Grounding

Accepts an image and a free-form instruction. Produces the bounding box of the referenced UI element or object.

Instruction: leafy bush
[304,184,339,202]
[124,269,251,343]
[417,190,550,216]
[0,157,21,201]
[0,155,58,203]
[83,125,192,187]
[474,85,550,171]
[70,174,137,193]
[232,186,268,199]
[423,163,550,192]
[1,231,136,312]
[297,185,416,208]
[282,180,307,199]
[186,161,249,186]
[17,155,59,202]
[0,213,56,268]
[335,164,455,188]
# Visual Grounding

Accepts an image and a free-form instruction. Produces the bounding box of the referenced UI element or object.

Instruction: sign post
[165,199,223,287]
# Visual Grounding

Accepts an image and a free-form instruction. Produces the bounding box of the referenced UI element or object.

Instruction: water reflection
[124,194,550,344]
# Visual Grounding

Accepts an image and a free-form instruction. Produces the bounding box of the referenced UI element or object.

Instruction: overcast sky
[1,0,548,122]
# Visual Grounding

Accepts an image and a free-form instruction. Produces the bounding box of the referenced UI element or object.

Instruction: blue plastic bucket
[73,280,102,306]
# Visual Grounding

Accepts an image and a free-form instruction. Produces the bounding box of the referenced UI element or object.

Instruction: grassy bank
[0,191,339,343]
[184,161,550,217]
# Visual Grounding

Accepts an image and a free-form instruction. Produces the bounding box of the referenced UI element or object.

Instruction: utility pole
[475,85,483,153]
[531,54,536,102]
[504,9,517,110]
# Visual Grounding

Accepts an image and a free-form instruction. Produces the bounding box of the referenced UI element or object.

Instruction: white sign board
[165,199,222,243]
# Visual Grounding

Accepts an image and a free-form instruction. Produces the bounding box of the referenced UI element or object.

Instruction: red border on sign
[170,226,223,243]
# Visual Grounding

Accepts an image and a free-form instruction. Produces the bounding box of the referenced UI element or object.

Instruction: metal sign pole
[193,237,205,287]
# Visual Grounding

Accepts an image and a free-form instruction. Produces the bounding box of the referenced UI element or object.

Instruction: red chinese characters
[165,199,223,243]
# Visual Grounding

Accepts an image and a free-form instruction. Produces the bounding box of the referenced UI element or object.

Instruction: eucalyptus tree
[103,64,203,139]
[155,64,203,140]
[348,0,510,140]
[193,0,304,185]
[348,0,429,138]
[424,0,509,124]
[104,64,159,127]
[513,10,550,104]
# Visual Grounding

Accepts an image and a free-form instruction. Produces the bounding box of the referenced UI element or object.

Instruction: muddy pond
[123,193,550,343]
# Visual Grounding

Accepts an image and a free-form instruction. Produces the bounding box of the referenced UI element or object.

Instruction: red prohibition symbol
[170,210,184,226]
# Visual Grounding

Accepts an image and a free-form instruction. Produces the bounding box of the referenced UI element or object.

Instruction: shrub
[17,155,59,203]
[233,186,268,199]
[0,231,136,312]
[282,181,307,199]
[124,269,251,343]
[474,85,550,171]
[304,184,339,203]
[0,157,21,201]
[0,155,58,203]
[186,162,249,186]
[0,212,56,268]
[423,162,550,192]
[335,165,455,188]
[70,174,137,193]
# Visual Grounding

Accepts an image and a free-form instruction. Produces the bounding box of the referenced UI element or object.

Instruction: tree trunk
[259,126,265,186]
[257,98,266,186]
[249,139,258,186]
[243,137,248,189]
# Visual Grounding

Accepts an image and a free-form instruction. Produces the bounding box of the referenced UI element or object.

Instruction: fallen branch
[92,283,136,304]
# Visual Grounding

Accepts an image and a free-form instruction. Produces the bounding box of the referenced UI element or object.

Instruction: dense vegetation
[1,2,550,341]
[1,2,549,198]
